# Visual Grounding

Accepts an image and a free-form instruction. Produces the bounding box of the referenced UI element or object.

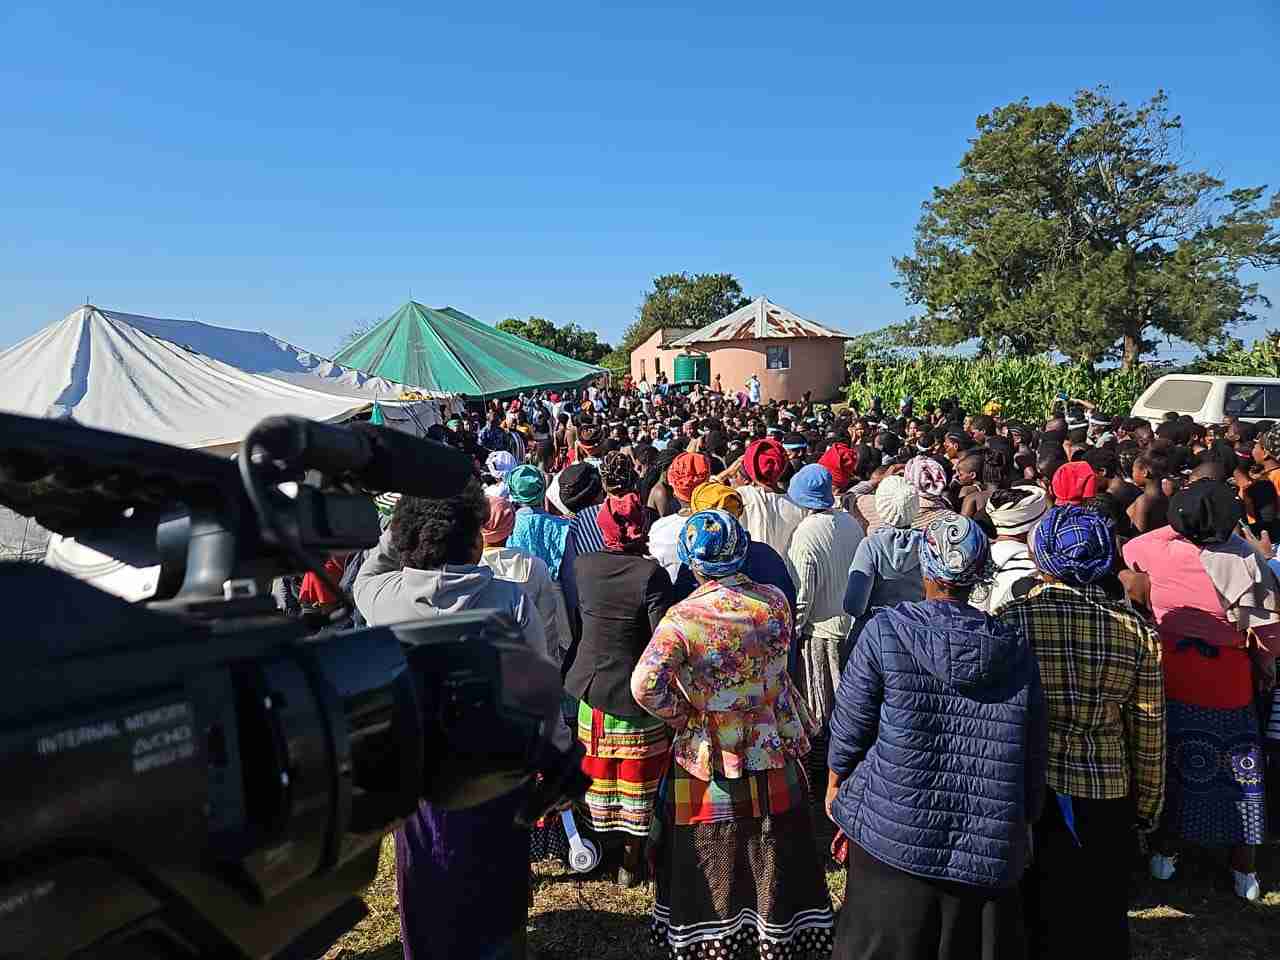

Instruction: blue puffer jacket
[827,599,1047,890]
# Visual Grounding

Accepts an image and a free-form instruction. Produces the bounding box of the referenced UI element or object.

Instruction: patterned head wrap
[677,509,751,579]
[743,438,787,484]
[919,513,991,588]
[668,452,712,504]
[1030,506,1116,586]
[1263,424,1280,459]
[507,464,546,506]
[596,493,650,552]
[689,481,744,517]
[905,455,948,499]
[485,450,518,479]
[986,485,1049,535]
[600,450,637,494]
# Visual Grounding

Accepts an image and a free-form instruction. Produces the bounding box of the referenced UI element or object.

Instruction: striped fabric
[571,506,606,555]
[576,703,670,838]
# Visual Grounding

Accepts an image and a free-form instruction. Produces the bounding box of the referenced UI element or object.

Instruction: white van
[1130,374,1280,426]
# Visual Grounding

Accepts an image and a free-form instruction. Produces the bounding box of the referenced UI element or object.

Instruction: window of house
[766,345,790,370]
[639,358,646,378]
[655,356,662,374]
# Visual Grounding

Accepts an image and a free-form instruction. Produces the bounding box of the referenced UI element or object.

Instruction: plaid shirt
[997,581,1166,825]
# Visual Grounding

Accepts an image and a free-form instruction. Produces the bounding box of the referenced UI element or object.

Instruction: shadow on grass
[528,907,662,960]
[1129,844,1280,960]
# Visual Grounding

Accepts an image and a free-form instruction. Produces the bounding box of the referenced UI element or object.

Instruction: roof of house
[669,297,850,347]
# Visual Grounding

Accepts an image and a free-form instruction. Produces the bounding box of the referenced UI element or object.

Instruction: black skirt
[834,842,1025,960]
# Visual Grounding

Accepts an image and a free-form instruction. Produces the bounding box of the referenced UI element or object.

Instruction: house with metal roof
[629,297,850,402]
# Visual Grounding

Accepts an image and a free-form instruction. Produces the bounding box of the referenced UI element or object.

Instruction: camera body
[0,413,583,959]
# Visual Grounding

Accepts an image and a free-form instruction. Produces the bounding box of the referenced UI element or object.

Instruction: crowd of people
[306,376,1280,960]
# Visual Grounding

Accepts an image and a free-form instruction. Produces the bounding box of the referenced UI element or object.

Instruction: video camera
[0,412,586,959]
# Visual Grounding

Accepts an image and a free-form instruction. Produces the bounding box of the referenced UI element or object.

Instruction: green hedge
[846,356,1161,423]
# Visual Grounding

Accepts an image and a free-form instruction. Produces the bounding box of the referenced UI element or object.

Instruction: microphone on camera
[246,416,475,499]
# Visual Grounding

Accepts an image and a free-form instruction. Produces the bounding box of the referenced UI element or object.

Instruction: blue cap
[787,464,835,510]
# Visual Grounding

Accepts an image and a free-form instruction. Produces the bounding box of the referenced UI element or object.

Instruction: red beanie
[1051,460,1100,506]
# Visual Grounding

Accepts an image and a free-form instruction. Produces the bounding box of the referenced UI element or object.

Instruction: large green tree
[495,315,612,364]
[619,272,751,354]
[895,87,1280,368]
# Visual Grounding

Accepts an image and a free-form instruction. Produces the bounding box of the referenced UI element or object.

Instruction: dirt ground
[325,836,1280,960]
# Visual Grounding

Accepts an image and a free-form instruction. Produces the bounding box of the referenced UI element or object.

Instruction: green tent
[334,301,604,399]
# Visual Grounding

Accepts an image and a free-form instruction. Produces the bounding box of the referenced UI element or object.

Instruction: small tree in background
[895,87,1280,368]
[619,272,751,355]
[336,316,382,354]
[496,316,612,364]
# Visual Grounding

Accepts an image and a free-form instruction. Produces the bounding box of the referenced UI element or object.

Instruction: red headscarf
[596,493,650,552]
[744,438,787,485]
[667,452,711,504]
[818,442,859,491]
[1051,460,1100,506]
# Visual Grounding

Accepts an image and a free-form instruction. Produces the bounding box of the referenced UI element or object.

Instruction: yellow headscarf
[689,481,744,517]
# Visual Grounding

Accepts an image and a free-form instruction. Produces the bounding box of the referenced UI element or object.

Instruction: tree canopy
[895,87,1280,368]
[495,316,612,365]
[336,316,381,353]
[619,272,750,354]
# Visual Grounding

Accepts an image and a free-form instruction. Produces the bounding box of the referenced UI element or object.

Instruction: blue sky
[1,1,1276,358]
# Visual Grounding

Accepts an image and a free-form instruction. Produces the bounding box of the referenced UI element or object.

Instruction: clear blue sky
[1,1,1276,358]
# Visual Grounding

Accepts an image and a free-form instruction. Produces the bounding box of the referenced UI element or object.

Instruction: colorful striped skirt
[1164,700,1266,847]
[576,702,670,839]
[649,760,834,960]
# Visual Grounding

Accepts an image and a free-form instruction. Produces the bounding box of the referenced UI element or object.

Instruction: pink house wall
[629,327,672,383]
[630,332,846,403]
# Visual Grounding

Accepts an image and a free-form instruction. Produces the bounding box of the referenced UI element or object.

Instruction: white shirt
[481,546,572,665]
[647,512,687,582]
[738,486,805,558]
[972,539,1038,614]
[747,377,761,403]
[787,509,864,640]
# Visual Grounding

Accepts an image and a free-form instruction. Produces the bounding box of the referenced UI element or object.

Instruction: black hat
[559,463,603,512]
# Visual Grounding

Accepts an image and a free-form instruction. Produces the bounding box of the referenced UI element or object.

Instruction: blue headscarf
[677,509,751,579]
[1030,506,1116,586]
[919,512,991,587]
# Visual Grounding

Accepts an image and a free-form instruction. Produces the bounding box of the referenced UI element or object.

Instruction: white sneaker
[1149,853,1177,881]
[1233,870,1261,902]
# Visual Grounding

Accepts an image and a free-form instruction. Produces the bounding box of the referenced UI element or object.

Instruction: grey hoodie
[843,526,925,620]
[354,526,566,748]
[355,526,545,647]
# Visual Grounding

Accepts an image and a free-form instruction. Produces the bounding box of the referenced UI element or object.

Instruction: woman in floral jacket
[631,509,834,960]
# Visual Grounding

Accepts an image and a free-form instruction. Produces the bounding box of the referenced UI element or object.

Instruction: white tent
[0,305,448,450]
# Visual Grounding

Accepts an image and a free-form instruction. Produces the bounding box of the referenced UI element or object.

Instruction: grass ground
[325,836,1280,960]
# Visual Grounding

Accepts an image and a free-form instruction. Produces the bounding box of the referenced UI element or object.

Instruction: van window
[1224,383,1280,419]
[1144,379,1212,413]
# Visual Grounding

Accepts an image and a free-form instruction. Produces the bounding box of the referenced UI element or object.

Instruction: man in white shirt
[747,373,762,406]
